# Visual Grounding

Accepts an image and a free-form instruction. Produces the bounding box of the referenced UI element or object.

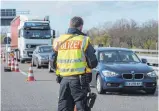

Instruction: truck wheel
[36,60,41,69]
[145,88,156,95]
[20,59,25,63]
[17,50,20,62]
[96,75,106,94]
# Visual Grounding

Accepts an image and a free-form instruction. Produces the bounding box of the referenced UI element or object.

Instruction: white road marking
[19,69,28,76]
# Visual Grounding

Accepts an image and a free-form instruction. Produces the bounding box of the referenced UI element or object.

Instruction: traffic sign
[4,37,11,44]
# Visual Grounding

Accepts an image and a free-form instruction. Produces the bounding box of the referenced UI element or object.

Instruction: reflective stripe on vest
[57,58,83,63]
[59,67,85,73]
[81,36,91,74]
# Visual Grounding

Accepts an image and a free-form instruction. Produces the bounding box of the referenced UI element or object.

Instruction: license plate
[125,82,142,86]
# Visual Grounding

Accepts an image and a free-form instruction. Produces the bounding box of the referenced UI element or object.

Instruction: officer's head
[69,16,84,31]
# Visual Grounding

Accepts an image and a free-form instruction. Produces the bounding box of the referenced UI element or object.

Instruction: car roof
[95,47,133,52]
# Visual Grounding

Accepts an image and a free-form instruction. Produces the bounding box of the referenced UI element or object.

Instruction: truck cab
[11,15,55,63]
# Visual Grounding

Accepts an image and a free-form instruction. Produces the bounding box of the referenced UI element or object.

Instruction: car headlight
[102,70,119,77]
[147,71,157,77]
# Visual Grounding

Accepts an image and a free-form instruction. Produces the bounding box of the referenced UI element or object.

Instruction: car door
[33,47,39,63]
[36,47,41,63]
[90,50,99,87]
[49,52,53,68]
[32,48,36,63]
[50,50,55,69]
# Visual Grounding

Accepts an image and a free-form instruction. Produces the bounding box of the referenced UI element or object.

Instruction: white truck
[10,15,55,63]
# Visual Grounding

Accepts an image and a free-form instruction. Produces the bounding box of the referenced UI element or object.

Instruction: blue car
[48,50,56,73]
[90,47,157,95]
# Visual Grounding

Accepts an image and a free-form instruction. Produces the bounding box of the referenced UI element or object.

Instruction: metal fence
[132,49,158,66]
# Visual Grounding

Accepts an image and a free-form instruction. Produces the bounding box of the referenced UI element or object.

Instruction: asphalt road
[1,60,158,111]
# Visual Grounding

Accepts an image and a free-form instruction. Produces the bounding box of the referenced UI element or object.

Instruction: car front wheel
[32,58,36,67]
[36,59,41,69]
[48,62,53,73]
[96,75,106,94]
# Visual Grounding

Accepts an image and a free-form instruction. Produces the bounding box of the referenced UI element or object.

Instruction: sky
[1,1,158,34]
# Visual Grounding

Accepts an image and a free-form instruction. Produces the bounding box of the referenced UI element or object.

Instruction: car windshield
[99,50,140,63]
[39,46,52,53]
[23,30,51,39]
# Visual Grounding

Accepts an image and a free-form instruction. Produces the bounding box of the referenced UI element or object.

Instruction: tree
[87,18,158,50]
[137,20,158,49]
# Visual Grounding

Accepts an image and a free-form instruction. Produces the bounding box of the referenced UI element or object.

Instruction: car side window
[131,53,140,62]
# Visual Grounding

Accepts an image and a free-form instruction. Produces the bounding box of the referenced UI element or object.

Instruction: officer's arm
[84,37,96,57]
[52,39,59,76]
[85,42,95,54]
[84,37,97,70]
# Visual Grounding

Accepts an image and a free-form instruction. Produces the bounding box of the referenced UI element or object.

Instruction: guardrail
[132,49,158,55]
[138,55,158,66]
[132,49,158,66]
[132,49,158,73]
[1,45,158,71]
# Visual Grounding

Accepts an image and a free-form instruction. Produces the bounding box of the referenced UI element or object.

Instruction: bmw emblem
[131,71,135,74]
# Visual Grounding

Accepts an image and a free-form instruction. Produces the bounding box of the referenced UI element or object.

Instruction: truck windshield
[24,22,50,30]
[23,30,51,39]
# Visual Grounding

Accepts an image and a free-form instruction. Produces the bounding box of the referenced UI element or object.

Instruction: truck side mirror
[52,30,55,38]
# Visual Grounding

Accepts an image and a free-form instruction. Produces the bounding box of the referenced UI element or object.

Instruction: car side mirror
[52,30,55,38]
[141,58,147,64]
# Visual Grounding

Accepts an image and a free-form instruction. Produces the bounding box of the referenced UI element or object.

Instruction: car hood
[100,62,153,73]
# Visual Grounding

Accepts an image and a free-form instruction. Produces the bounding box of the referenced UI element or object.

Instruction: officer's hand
[56,76,62,83]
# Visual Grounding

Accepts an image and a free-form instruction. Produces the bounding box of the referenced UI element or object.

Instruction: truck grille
[122,74,133,79]
[26,44,38,48]
[27,51,33,57]
[122,73,144,80]
[30,45,37,48]
[26,44,48,49]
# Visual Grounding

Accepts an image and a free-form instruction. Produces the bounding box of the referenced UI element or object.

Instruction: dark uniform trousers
[58,75,90,111]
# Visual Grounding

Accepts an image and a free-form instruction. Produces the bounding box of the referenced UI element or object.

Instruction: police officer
[53,16,96,111]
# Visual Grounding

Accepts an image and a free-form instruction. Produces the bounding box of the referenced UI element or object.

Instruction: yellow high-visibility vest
[53,34,91,76]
